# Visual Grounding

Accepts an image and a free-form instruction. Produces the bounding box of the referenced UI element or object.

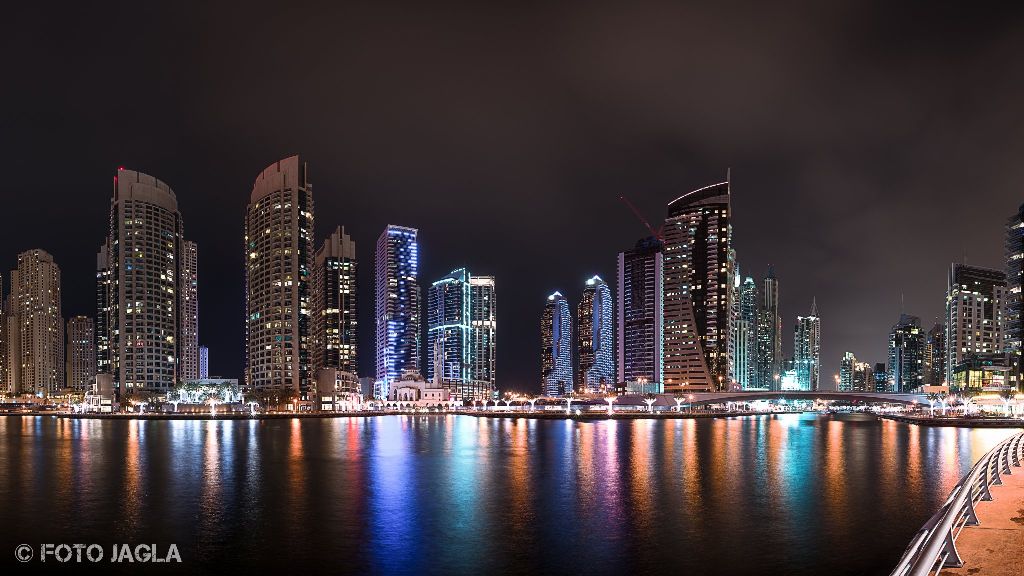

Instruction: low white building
[384,372,459,409]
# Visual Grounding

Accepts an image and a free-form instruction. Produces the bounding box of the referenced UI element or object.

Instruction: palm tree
[644,393,657,414]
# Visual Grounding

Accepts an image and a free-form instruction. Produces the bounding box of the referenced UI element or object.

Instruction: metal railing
[890,430,1024,576]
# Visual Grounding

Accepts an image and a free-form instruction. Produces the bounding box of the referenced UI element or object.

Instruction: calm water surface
[0,413,1018,575]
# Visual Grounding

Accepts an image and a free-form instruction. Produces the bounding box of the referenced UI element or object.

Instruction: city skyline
[3,4,1024,390]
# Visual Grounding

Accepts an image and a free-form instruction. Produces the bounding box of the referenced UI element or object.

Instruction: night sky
[3,2,1024,391]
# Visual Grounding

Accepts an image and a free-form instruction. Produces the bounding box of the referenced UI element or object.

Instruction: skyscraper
[375,225,420,395]
[852,361,872,392]
[427,268,494,401]
[67,316,95,393]
[873,363,888,392]
[101,169,188,397]
[312,226,358,375]
[245,156,314,402]
[735,274,758,389]
[923,322,945,386]
[794,300,820,391]
[839,351,856,392]
[577,275,614,393]
[663,180,732,392]
[889,314,925,393]
[468,275,496,394]
[1007,204,1024,388]
[95,241,113,376]
[542,291,572,396]
[756,267,782,390]
[179,240,199,380]
[6,250,63,396]
[199,346,209,379]
[617,237,663,390]
[945,264,1007,385]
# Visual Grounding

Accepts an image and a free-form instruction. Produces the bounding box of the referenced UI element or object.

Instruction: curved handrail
[889,430,1024,576]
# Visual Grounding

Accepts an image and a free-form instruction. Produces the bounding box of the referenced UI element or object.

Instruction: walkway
[939,467,1024,576]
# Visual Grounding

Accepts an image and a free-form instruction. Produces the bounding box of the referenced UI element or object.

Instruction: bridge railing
[889,430,1024,576]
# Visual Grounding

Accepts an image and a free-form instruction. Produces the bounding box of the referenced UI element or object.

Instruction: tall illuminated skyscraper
[735,274,758,389]
[67,316,95,393]
[889,314,925,392]
[245,156,314,401]
[6,250,63,396]
[617,237,663,388]
[794,300,820,391]
[180,240,199,380]
[756,267,782,391]
[469,275,496,394]
[542,291,572,396]
[1007,204,1024,388]
[375,225,420,395]
[577,275,613,392]
[663,180,732,392]
[945,264,1007,385]
[427,268,494,401]
[312,226,357,375]
[839,351,856,392]
[102,169,188,397]
[198,346,209,379]
[923,322,945,386]
[95,241,113,376]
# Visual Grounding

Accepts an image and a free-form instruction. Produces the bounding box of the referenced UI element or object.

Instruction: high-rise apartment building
[375,225,420,394]
[179,240,199,380]
[542,291,572,396]
[66,316,95,393]
[945,264,1007,384]
[663,180,732,392]
[852,361,872,392]
[1007,204,1024,388]
[6,250,63,396]
[873,363,887,392]
[100,169,190,397]
[427,268,495,401]
[839,351,856,392]
[468,275,496,393]
[756,267,782,390]
[923,322,945,386]
[617,237,663,389]
[199,346,209,379]
[889,314,925,393]
[577,275,613,392]
[245,156,314,401]
[312,226,357,375]
[794,300,820,391]
[735,274,758,389]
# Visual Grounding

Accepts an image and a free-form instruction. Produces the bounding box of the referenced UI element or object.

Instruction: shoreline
[3,409,804,422]
[879,413,1024,428]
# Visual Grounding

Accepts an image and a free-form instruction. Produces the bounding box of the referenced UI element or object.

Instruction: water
[0,413,1018,575]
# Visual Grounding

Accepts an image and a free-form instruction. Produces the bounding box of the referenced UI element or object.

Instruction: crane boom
[619,196,663,241]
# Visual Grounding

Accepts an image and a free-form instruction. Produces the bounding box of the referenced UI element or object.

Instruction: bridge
[678,391,928,406]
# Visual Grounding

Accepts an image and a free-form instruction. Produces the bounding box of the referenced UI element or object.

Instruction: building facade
[735,274,758,389]
[245,156,314,401]
[427,268,493,401]
[1007,204,1024,388]
[542,291,572,396]
[312,226,358,375]
[617,237,663,390]
[839,351,856,392]
[923,322,945,386]
[577,275,614,392]
[945,264,1007,385]
[199,346,209,379]
[663,181,732,392]
[889,314,925,393]
[67,316,95,393]
[793,300,820,391]
[756,267,782,390]
[468,275,496,393]
[375,225,420,395]
[179,240,199,380]
[95,241,113,376]
[101,169,189,398]
[6,250,63,396]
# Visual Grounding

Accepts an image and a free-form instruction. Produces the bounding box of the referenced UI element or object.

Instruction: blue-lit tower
[428,268,475,400]
[375,225,421,397]
[542,291,572,396]
[577,275,614,392]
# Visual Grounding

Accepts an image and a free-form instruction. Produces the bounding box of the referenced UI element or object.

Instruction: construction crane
[618,196,664,241]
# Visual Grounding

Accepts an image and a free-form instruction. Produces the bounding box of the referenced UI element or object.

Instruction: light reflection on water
[0,413,1018,575]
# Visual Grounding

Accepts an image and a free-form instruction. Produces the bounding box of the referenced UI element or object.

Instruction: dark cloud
[2,1,1024,389]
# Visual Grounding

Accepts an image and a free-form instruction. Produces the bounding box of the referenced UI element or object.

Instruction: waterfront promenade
[21,409,796,421]
[938,467,1024,576]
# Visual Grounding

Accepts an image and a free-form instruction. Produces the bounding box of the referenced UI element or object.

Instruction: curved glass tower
[375,225,420,397]
[542,291,572,396]
[577,276,613,392]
